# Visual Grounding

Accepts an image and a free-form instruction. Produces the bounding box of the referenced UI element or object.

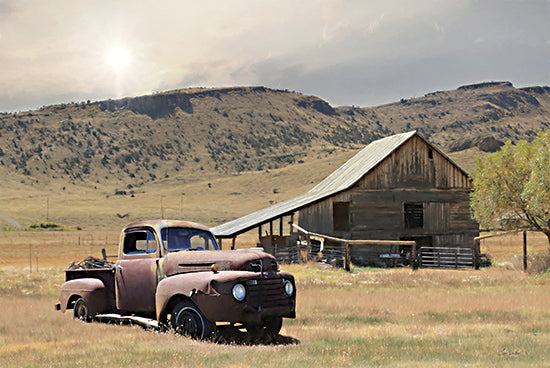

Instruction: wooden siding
[357,135,471,190]
[298,192,349,235]
[299,188,477,245]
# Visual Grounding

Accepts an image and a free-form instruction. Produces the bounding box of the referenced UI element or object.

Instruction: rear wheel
[170,300,214,339]
[73,297,91,322]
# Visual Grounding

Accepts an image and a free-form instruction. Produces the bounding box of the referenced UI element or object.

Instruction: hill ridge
[0,82,549,190]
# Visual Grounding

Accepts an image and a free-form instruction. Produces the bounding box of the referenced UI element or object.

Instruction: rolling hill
[1,81,549,229]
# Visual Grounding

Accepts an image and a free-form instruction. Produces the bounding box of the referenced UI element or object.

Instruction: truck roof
[122,219,212,233]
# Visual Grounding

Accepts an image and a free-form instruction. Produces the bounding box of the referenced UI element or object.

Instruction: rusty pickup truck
[56,220,296,339]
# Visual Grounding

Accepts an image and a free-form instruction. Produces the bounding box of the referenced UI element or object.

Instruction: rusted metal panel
[59,278,110,315]
[62,268,116,313]
[115,256,158,313]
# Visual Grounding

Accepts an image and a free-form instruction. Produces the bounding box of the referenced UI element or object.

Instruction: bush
[28,222,65,231]
[527,253,550,274]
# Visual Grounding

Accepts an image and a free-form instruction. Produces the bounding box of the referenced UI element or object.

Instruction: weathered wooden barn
[212,131,480,268]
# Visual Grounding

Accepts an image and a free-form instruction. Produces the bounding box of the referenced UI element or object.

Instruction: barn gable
[356,134,471,190]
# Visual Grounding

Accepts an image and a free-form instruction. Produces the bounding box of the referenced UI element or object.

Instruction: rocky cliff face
[99,92,193,118]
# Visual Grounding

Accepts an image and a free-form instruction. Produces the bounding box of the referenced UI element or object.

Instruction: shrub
[28,222,65,231]
[527,253,550,274]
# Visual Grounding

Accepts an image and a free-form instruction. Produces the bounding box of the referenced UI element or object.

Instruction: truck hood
[164,249,277,276]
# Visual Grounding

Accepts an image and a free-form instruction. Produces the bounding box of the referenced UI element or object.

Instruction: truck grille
[246,275,293,309]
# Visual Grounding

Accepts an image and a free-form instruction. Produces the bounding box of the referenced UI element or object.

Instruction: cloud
[0,0,548,112]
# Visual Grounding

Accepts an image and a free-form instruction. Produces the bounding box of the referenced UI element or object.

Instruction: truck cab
[57,220,296,340]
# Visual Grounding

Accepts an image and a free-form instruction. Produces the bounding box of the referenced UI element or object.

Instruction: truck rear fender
[59,278,108,315]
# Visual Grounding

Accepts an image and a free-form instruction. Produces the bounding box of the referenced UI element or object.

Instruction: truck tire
[247,317,283,341]
[73,297,91,322]
[264,316,283,337]
[170,300,214,339]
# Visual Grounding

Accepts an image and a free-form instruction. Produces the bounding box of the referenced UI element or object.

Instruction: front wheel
[170,300,214,339]
[73,297,91,322]
[265,316,283,337]
[247,317,283,341]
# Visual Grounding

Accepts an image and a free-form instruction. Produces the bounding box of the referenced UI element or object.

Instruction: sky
[0,0,548,112]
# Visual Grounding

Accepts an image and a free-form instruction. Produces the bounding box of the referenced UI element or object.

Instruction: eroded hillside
[0,81,549,190]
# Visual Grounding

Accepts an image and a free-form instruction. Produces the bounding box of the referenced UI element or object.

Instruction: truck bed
[65,262,117,313]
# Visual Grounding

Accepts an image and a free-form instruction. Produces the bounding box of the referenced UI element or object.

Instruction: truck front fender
[156,272,219,321]
[59,278,109,316]
[156,271,256,322]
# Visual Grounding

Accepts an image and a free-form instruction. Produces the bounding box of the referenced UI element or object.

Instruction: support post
[218,238,223,250]
[345,242,351,272]
[279,217,283,236]
[412,241,418,270]
[523,231,527,271]
[473,238,480,269]
[231,237,236,250]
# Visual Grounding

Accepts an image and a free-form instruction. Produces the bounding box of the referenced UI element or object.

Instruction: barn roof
[211,131,462,238]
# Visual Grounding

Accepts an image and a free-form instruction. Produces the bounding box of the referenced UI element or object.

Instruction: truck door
[115,228,160,314]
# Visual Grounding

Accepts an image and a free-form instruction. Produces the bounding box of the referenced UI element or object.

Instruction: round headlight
[232,283,246,302]
[283,279,294,296]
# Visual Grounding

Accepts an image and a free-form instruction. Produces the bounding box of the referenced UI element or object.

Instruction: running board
[95,314,160,330]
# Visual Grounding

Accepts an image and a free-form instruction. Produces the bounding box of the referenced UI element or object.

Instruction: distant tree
[470,130,550,247]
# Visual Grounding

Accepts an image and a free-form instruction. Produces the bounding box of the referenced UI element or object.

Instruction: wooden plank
[292,223,415,246]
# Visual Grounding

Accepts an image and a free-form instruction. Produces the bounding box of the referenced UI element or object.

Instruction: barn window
[428,149,433,159]
[333,202,350,231]
[404,203,424,229]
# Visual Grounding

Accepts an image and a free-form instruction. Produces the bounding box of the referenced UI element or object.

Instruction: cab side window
[123,230,157,254]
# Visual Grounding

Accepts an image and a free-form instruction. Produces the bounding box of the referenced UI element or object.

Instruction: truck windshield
[160,227,220,252]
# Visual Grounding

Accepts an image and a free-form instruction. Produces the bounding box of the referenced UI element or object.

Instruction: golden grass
[0,148,357,231]
[1,232,550,367]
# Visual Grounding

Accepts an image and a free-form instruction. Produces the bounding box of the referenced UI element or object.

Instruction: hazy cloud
[0,0,548,111]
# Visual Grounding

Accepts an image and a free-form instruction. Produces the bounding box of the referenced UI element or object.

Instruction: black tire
[73,297,91,322]
[246,324,264,343]
[265,316,283,337]
[247,317,283,342]
[170,300,214,339]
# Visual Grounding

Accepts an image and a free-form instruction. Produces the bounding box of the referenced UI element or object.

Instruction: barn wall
[298,192,349,234]
[299,188,477,245]
[348,189,477,242]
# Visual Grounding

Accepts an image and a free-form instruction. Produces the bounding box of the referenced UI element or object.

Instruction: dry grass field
[1,231,550,367]
[0,147,357,231]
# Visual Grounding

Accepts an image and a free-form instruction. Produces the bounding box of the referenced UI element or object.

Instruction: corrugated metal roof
[211,131,417,238]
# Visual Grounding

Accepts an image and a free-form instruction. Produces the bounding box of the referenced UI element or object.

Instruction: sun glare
[106,46,131,71]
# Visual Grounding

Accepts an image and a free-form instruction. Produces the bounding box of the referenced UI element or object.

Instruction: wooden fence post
[412,241,418,270]
[344,242,351,272]
[473,238,480,269]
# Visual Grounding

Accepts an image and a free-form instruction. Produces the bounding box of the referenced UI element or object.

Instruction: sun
[106,46,131,71]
